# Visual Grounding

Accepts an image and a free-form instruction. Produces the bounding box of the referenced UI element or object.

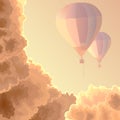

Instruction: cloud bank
[0,0,75,120]
[65,85,120,120]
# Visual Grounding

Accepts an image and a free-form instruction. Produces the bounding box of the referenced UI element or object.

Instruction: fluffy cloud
[30,88,76,120]
[0,1,75,120]
[0,52,29,93]
[0,63,75,120]
[65,85,120,120]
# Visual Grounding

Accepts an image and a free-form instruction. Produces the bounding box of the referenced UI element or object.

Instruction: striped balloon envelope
[88,32,111,67]
[56,2,102,63]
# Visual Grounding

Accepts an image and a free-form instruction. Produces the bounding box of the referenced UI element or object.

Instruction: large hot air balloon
[56,2,102,63]
[88,32,111,67]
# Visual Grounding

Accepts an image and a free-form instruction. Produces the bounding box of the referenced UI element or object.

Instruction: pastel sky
[24,0,120,94]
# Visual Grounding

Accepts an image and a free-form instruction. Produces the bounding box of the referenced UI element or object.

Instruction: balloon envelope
[56,2,102,57]
[88,32,111,63]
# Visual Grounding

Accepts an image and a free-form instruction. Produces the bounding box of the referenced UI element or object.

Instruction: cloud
[30,88,76,120]
[0,52,29,93]
[0,62,51,120]
[0,1,75,119]
[0,63,75,120]
[0,0,26,62]
[0,0,27,92]
[65,85,120,120]
[0,93,15,119]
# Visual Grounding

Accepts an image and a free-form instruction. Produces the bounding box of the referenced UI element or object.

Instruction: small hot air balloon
[88,32,111,67]
[56,2,102,63]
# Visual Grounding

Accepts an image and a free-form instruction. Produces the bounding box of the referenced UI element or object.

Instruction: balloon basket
[80,58,84,64]
[98,63,101,68]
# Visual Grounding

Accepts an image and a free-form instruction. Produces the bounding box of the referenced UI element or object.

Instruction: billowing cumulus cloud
[65,85,120,120]
[0,63,75,120]
[0,0,75,120]
[0,52,29,93]
[0,0,26,62]
[0,63,51,120]
[0,0,27,92]
[30,90,76,120]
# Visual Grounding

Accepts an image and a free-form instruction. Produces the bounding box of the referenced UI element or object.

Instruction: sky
[24,0,120,94]
[0,0,120,120]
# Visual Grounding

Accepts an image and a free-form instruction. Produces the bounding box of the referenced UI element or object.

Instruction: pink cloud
[65,86,120,120]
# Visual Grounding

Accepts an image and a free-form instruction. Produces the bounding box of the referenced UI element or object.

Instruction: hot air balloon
[88,32,111,67]
[56,2,102,63]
